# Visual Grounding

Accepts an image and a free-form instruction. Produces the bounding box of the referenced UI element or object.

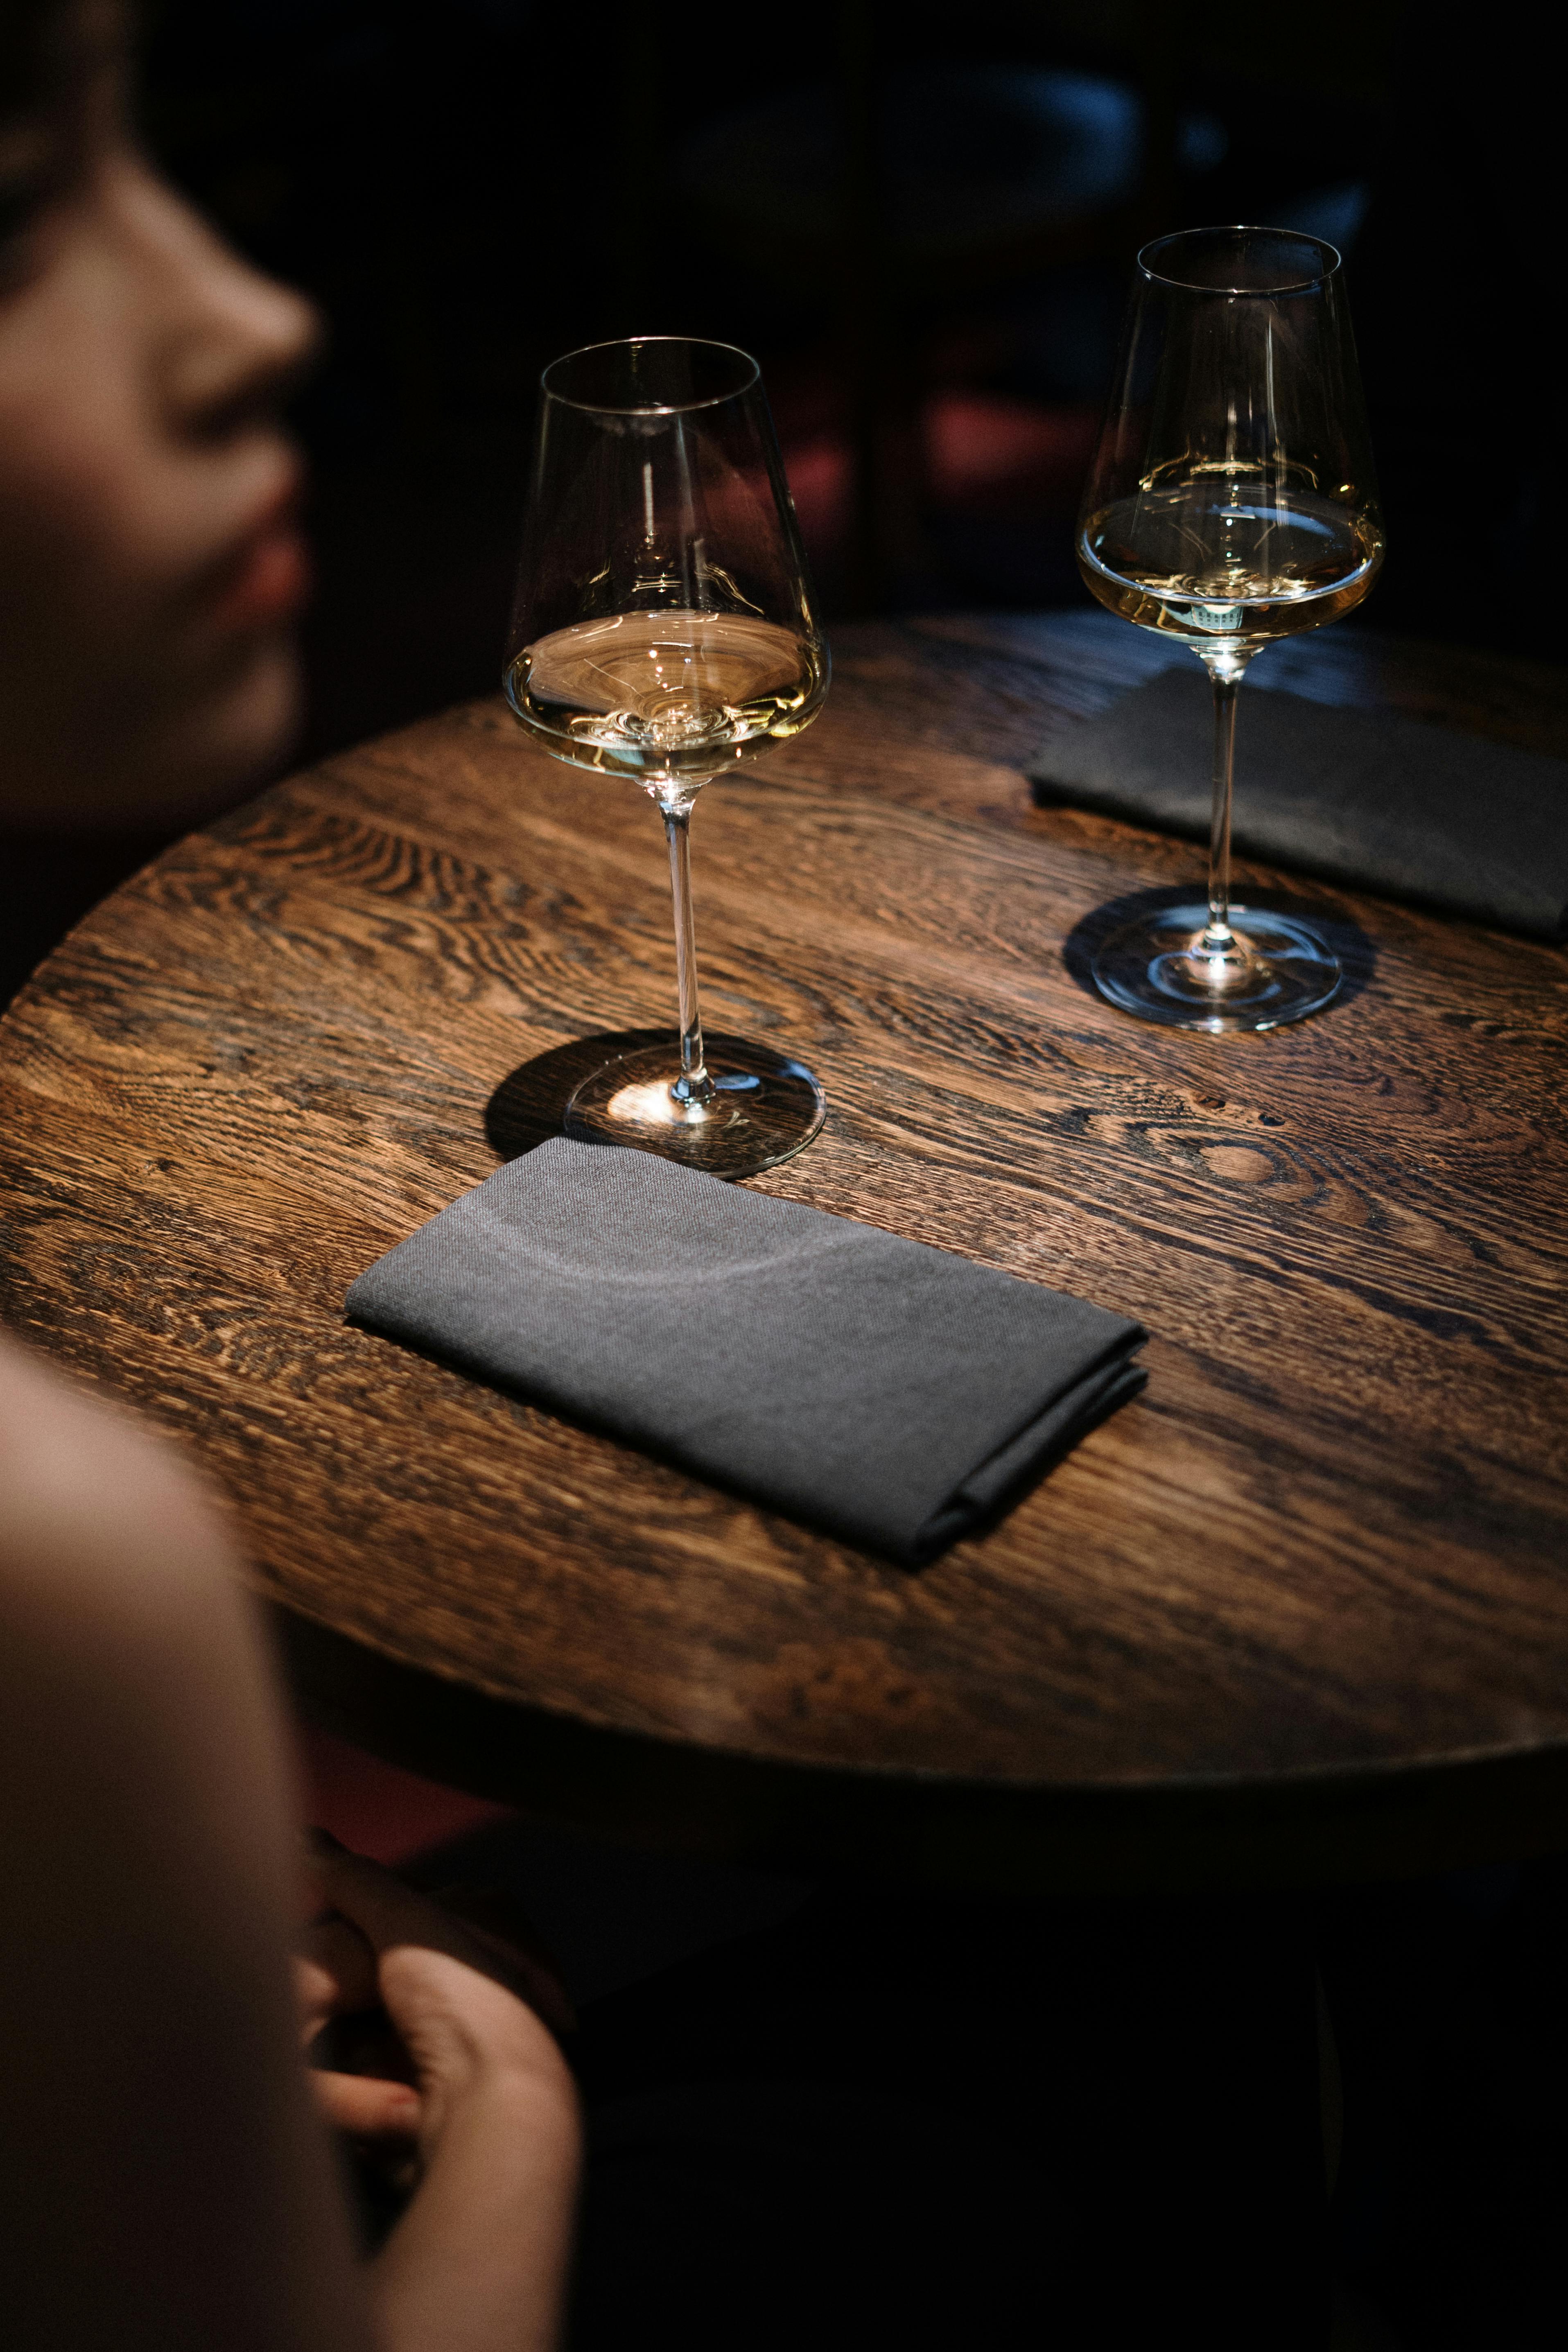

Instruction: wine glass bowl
[504,337,830,1175]
[1076,226,1384,1031]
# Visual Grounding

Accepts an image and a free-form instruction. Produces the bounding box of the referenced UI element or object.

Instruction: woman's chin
[151,632,306,821]
[2,632,304,836]
[35,631,310,835]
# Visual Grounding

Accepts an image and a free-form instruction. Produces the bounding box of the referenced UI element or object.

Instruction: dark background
[132,0,1554,774]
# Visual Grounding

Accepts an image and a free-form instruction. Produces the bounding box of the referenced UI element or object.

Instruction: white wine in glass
[1077,226,1385,1031]
[509,611,824,786]
[504,337,830,1177]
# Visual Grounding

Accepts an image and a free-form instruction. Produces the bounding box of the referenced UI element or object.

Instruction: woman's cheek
[0,311,175,613]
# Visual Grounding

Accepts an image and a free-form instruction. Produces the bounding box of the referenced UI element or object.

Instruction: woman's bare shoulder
[0,1332,284,1953]
[0,1330,235,1625]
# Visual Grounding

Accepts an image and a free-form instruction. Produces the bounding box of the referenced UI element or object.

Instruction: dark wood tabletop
[2,609,1565,1893]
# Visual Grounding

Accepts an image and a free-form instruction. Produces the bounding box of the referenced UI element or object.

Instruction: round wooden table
[3,611,1566,1892]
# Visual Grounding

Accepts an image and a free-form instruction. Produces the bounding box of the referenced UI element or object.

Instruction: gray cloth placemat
[346,1138,1146,1566]
[1027,664,1568,941]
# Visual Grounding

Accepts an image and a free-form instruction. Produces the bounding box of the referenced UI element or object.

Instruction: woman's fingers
[308,1840,569,2022]
[427,1884,577,2035]
[294,1913,380,2040]
[309,2065,423,2142]
[306,1837,481,1968]
[302,1835,578,2154]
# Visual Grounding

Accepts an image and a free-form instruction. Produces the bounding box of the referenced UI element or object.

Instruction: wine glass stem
[662,805,712,1104]
[1204,670,1239,954]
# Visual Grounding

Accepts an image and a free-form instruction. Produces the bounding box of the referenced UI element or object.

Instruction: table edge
[275,1604,1568,1895]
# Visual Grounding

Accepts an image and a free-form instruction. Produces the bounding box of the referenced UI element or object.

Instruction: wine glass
[504,337,830,1177]
[1076,226,1385,1031]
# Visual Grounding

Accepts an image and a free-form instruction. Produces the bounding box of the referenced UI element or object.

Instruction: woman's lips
[208,513,312,634]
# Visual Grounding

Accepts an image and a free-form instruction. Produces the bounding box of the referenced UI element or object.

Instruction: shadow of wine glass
[1060,883,1379,1013]
[484,1030,678,1162]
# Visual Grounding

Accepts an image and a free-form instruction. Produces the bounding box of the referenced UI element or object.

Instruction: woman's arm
[0,1338,370,2351]
[0,1339,578,2352]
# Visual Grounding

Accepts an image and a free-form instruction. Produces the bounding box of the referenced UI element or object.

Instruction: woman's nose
[120,158,323,438]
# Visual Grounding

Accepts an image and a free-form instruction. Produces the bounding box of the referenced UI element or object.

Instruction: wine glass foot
[563,1031,826,1178]
[1090,904,1342,1033]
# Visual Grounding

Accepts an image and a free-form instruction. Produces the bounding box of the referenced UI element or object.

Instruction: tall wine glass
[1077,226,1384,1031]
[504,337,830,1177]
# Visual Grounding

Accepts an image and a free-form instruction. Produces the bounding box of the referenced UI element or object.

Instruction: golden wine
[1078,477,1383,649]
[506,610,827,784]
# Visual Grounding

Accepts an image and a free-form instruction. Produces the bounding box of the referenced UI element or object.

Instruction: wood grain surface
[3,609,1566,1892]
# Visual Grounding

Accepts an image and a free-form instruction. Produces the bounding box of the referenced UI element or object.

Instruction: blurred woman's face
[0,2,319,828]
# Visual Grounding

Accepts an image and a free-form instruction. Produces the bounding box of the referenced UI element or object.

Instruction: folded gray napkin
[1028,664,1568,942]
[346,1138,1146,1565]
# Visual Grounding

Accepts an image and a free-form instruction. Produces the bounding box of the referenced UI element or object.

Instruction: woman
[1,6,581,2347]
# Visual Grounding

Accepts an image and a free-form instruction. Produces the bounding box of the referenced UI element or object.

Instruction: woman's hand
[296,1839,577,2155]
[298,1840,582,2352]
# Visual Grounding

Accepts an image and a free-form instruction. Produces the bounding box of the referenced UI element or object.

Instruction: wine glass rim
[1137,224,1343,295]
[540,335,762,416]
